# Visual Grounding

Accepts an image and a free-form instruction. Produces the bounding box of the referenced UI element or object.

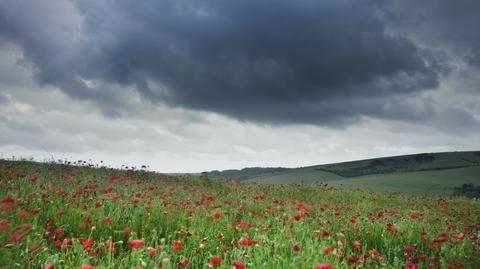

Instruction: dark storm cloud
[0,0,477,125]
[384,0,480,67]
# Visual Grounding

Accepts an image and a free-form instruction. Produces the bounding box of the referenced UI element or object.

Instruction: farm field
[0,160,479,268]
[250,166,480,196]
[202,152,480,195]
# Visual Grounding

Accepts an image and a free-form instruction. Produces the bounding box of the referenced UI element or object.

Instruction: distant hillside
[203,151,480,195]
[201,167,288,180]
[312,151,480,177]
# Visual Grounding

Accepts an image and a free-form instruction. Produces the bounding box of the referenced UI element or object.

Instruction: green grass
[247,168,342,184]
[0,160,479,268]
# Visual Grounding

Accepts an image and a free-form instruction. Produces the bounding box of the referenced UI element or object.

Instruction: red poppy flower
[410,211,421,219]
[79,265,95,269]
[237,237,253,246]
[404,261,418,269]
[8,223,33,244]
[179,258,189,266]
[44,264,54,269]
[123,227,131,235]
[83,214,92,225]
[147,247,156,256]
[16,208,29,218]
[128,239,145,248]
[232,259,245,269]
[432,237,447,243]
[62,237,73,250]
[209,256,222,266]
[323,246,332,255]
[81,237,94,248]
[172,240,182,250]
[1,197,14,203]
[100,216,112,223]
[0,219,10,232]
[348,255,361,264]
[321,230,330,237]
[29,244,39,252]
[213,212,220,219]
[452,233,464,239]
[315,263,332,269]
[352,241,361,248]
[103,187,112,194]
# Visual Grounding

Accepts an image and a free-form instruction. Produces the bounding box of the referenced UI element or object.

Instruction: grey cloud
[435,107,478,131]
[0,0,477,126]
[0,93,8,104]
[383,0,480,67]
[1,117,44,134]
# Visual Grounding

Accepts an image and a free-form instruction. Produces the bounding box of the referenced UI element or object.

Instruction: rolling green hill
[203,151,480,195]
[200,167,288,180]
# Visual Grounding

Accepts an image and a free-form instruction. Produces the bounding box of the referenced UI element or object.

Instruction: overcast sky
[0,0,479,172]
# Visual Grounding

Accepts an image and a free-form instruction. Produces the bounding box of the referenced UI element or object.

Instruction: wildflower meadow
[0,160,479,268]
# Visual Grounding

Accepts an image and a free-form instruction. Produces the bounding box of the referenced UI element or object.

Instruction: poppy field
[0,160,479,268]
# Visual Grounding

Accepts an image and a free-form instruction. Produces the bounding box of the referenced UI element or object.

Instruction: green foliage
[0,160,479,268]
[202,167,288,180]
[453,183,480,198]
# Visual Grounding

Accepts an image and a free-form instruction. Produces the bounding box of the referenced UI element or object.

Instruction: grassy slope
[330,166,480,195]
[315,151,480,176]
[247,151,480,195]
[247,168,342,184]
